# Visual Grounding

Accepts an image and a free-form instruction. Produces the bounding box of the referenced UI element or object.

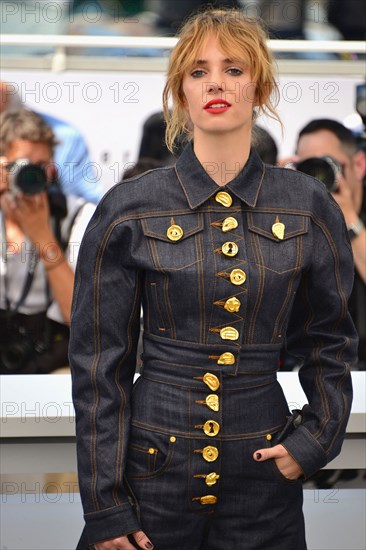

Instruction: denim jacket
[70,144,357,543]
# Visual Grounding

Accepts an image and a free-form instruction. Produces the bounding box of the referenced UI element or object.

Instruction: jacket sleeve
[283,191,358,479]
[69,194,142,543]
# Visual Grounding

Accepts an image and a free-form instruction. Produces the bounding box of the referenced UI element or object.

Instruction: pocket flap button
[167,224,184,241]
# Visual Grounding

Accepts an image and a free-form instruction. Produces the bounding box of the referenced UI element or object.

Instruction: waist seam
[130,420,286,440]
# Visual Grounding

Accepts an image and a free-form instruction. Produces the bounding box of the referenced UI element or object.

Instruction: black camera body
[0,325,37,372]
[294,156,342,193]
[7,158,48,196]
[7,157,67,219]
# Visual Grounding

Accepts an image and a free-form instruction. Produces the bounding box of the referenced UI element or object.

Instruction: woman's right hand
[94,530,153,550]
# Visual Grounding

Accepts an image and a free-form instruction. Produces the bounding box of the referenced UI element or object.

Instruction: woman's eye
[227,68,243,76]
[191,69,206,78]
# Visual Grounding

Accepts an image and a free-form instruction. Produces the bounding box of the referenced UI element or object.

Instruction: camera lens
[16,164,47,195]
[295,156,340,193]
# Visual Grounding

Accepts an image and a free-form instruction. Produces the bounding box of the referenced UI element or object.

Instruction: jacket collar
[175,142,266,210]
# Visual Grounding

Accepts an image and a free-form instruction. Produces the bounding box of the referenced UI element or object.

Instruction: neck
[193,127,252,186]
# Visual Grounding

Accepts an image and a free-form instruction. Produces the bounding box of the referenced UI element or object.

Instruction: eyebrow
[193,58,241,65]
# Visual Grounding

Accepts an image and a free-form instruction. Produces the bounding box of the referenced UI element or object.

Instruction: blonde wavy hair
[163,8,280,153]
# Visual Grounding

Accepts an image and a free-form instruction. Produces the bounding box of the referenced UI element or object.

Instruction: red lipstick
[204,99,231,114]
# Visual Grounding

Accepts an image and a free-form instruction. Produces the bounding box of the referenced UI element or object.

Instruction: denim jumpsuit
[70,144,357,549]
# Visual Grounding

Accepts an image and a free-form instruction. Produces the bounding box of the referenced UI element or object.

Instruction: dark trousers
[124,360,306,550]
[77,340,307,550]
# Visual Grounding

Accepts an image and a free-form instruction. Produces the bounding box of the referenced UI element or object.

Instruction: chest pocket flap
[247,212,309,274]
[248,212,308,242]
[141,214,204,270]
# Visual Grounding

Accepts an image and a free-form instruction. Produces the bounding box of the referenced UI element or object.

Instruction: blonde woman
[70,9,357,550]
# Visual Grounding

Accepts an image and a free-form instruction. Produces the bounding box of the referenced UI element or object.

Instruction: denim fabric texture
[70,144,357,548]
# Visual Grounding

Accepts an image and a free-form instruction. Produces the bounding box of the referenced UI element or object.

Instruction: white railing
[1,34,365,53]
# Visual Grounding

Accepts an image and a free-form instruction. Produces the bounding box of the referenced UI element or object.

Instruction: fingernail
[256,452,262,460]
[145,543,153,549]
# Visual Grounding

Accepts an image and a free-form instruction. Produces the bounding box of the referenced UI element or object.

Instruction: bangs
[163,8,281,153]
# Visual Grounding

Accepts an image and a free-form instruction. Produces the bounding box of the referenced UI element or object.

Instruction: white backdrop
[2,69,363,192]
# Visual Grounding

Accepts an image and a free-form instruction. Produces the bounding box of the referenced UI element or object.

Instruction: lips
[204,99,231,109]
[204,98,231,115]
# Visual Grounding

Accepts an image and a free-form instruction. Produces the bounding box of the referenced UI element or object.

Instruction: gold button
[198,495,218,505]
[205,394,219,412]
[167,224,184,242]
[217,352,235,365]
[170,436,177,443]
[203,420,220,437]
[205,472,220,487]
[272,216,285,240]
[230,269,246,285]
[202,372,220,391]
[148,448,156,455]
[196,395,219,411]
[193,472,220,486]
[202,446,219,462]
[266,434,272,441]
[224,297,241,313]
[220,327,239,341]
[222,242,238,257]
[215,191,232,208]
[222,217,238,232]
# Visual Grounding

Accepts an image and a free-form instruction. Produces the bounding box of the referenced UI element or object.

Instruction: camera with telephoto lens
[294,156,342,193]
[7,157,48,196]
[6,158,67,219]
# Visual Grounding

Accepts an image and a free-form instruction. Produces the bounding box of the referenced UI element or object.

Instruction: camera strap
[0,214,40,315]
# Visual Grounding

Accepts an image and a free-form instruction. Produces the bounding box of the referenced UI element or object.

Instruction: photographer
[0,109,95,373]
[0,80,102,204]
[285,119,366,369]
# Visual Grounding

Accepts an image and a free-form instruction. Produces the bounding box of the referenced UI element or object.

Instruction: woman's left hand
[253,444,303,480]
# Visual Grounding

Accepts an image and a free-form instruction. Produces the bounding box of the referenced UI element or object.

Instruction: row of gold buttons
[192,371,221,502]
[191,192,241,505]
[192,191,239,505]
[216,191,245,354]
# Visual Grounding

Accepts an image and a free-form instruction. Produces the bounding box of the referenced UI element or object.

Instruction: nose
[206,82,224,94]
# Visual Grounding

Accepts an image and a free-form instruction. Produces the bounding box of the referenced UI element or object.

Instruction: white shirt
[0,196,95,323]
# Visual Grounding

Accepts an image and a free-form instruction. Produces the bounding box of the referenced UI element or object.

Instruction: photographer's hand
[332,173,357,225]
[9,191,52,245]
[8,191,75,322]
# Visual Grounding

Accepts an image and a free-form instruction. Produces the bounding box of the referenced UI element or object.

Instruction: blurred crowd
[1,0,365,57]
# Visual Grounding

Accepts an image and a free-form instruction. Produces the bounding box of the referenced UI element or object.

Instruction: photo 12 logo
[1,1,139,25]
[4,81,140,105]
